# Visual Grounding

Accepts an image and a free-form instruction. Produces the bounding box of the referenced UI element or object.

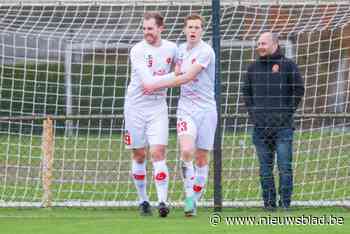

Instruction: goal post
[42,117,53,208]
[0,0,349,208]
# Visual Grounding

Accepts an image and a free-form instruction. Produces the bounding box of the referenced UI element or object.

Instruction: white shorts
[124,104,168,149]
[177,109,217,150]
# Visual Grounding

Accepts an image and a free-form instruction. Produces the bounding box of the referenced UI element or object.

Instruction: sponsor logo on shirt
[272,64,279,73]
[146,54,153,67]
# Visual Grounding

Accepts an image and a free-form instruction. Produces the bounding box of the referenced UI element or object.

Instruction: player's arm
[149,63,202,89]
[144,48,212,92]
[143,49,211,92]
[174,62,182,76]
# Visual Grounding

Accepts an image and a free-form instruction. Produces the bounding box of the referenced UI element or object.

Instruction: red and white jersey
[177,40,216,114]
[125,39,177,108]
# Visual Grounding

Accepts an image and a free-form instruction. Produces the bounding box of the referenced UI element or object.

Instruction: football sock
[182,160,195,198]
[193,164,209,202]
[153,160,169,203]
[131,160,149,203]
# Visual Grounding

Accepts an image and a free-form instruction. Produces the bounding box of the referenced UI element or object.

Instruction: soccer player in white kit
[143,14,217,217]
[124,12,177,217]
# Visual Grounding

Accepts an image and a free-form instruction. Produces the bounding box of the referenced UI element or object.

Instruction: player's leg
[131,148,152,215]
[124,107,151,215]
[193,149,209,202]
[193,110,217,204]
[149,145,169,217]
[177,116,197,216]
[179,135,196,197]
[148,108,170,217]
[149,146,168,202]
[180,135,196,216]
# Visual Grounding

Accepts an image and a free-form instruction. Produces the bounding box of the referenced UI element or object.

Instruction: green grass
[0,131,349,203]
[0,207,349,234]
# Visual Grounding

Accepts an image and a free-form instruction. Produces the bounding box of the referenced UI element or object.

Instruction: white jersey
[177,40,216,114]
[125,39,178,109]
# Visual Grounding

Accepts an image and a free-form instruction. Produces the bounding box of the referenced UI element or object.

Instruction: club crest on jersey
[166,57,172,64]
[272,64,279,73]
[191,58,196,64]
[146,54,153,67]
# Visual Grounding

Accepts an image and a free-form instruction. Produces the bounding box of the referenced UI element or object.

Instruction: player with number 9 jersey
[124,39,177,149]
[124,12,177,218]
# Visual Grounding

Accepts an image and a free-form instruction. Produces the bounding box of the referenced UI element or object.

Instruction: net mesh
[0,1,349,207]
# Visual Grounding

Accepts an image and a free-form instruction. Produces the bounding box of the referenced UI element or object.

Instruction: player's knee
[181,147,195,161]
[132,149,146,163]
[195,158,208,167]
[195,156,208,167]
[195,150,209,166]
[150,147,166,161]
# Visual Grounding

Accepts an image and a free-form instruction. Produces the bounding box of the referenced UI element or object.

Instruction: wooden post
[42,117,54,208]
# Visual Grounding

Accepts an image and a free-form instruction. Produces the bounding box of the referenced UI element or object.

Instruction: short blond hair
[144,12,164,27]
[184,14,205,28]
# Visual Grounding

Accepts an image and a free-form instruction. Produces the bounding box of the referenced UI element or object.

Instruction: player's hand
[142,83,157,95]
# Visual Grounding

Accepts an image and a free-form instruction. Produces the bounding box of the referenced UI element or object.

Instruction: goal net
[0,0,349,208]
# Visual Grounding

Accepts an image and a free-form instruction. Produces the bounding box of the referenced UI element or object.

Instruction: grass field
[0,128,349,234]
[0,207,349,234]
[0,129,349,234]
[1,129,349,203]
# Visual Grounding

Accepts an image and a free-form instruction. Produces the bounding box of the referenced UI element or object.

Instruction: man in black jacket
[242,32,305,211]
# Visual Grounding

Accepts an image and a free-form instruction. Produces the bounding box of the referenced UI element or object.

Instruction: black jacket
[242,49,305,128]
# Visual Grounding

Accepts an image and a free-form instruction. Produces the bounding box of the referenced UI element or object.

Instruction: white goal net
[0,0,349,208]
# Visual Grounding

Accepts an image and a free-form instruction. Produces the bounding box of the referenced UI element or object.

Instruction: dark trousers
[252,127,294,208]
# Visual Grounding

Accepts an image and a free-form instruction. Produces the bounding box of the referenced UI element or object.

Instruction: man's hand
[142,82,158,95]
